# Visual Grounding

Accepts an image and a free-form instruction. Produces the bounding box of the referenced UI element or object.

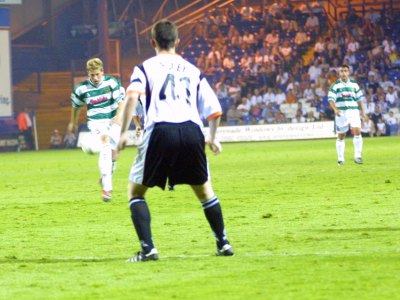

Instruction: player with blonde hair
[68,58,125,201]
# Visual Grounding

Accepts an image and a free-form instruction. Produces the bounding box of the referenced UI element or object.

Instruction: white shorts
[335,109,361,134]
[87,120,120,150]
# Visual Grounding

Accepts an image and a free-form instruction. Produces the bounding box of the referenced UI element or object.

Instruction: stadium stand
[180,1,399,131]
[7,0,400,150]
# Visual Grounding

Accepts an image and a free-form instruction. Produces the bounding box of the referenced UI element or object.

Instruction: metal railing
[133,0,237,55]
[324,0,400,22]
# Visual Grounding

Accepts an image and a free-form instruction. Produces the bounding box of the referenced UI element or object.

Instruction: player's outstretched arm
[132,117,142,137]
[358,100,368,120]
[113,100,126,127]
[328,100,340,116]
[67,107,81,133]
[206,115,222,155]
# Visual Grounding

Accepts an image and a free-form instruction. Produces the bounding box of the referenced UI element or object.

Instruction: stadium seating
[8,1,400,145]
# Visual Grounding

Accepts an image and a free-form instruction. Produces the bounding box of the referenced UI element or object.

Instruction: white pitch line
[162,249,400,259]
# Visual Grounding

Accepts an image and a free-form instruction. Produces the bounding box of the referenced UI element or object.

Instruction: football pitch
[1,137,399,300]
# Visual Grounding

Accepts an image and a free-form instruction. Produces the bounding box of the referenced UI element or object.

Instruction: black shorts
[143,121,208,189]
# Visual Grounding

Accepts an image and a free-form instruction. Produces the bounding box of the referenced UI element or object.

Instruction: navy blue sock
[202,197,229,249]
[129,198,154,253]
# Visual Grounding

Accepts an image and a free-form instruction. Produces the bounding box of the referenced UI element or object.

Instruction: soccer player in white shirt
[328,64,368,165]
[119,20,233,262]
[68,58,125,202]
[133,97,175,191]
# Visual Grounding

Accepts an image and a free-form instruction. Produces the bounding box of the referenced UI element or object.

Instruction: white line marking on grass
[162,249,400,259]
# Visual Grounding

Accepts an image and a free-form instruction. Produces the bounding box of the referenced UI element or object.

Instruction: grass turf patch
[1,137,399,299]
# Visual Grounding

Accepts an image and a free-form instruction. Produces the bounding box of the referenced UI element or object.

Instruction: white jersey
[127,54,222,131]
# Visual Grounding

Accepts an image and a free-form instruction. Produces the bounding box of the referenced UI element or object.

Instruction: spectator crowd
[181,1,400,136]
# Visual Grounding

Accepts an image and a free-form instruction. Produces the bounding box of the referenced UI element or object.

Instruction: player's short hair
[340,64,350,70]
[86,58,103,72]
[151,19,178,50]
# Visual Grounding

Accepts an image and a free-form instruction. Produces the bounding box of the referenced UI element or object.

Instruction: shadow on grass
[0,255,212,264]
[0,257,126,264]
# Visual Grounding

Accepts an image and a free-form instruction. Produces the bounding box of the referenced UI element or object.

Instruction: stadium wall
[77,121,336,148]
[202,121,337,142]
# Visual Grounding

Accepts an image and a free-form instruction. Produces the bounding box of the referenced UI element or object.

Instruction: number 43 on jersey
[159,74,191,105]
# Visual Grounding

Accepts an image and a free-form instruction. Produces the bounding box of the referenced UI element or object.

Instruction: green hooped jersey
[71,76,125,122]
[328,79,363,110]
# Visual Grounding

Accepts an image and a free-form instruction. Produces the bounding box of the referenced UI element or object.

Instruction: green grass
[1,137,399,300]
